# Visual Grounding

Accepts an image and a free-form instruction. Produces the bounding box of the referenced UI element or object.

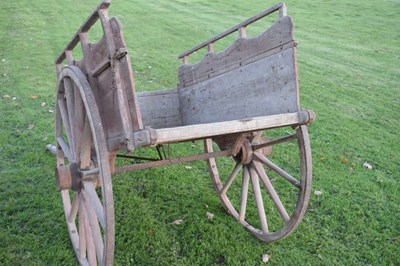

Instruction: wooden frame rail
[178,2,287,62]
[55,0,111,70]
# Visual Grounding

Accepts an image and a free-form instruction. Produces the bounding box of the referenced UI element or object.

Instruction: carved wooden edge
[178,2,286,60]
[178,16,295,89]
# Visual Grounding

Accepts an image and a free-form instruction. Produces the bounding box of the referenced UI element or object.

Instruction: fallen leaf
[41,101,46,107]
[171,219,183,225]
[31,95,38,99]
[147,230,156,235]
[341,158,349,163]
[262,254,270,263]
[206,212,214,220]
[314,190,323,196]
[363,162,373,170]
[2,94,10,99]
[185,166,193,170]
[27,124,34,130]
[319,157,327,161]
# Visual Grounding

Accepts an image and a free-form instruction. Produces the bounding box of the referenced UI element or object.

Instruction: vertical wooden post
[207,42,215,53]
[183,55,189,64]
[279,3,287,18]
[65,50,74,65]
[238,26,247,38]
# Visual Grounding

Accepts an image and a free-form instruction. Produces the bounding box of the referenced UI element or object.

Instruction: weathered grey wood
[137,89,182,129]
[178,2,285,59]
[179,48,299,126]
[153,111,312,145]
[178,16,295,88]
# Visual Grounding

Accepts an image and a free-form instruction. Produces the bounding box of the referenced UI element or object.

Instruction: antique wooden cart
[53,1,315,265]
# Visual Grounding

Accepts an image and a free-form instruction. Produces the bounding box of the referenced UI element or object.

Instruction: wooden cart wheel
[205,125,312,242]
[55,66,115,265]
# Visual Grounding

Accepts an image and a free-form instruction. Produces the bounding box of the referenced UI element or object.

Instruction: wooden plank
[178,16,295,88]
[137,89,182,129]
[179,48,299,126]
[154,111,311,145]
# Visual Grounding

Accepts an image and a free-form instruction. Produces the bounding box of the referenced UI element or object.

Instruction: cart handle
[178,2,287,62]
[55,0,111,67]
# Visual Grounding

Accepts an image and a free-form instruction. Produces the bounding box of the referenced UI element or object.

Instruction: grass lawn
[1,0,399,265]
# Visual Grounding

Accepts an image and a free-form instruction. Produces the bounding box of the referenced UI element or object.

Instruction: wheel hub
[56,162,83,191]
[233,138,253,165]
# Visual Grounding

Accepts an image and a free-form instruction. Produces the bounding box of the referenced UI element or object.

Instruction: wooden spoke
[254,151,301,189]
[221,162,242,195]
[82,191,104,264]
[69,192,79,223]
[253,161,290,223]
[249,166,269,233]
[74,83,86,161]
[82,168,100,178]
[83,182,105,229]
[57,99,74,159]
[64,77,76,156]
[252,133,296,151]
[80,117,93,169]
[78,199,87,260]
[80,197,97,266]
[239,166,250,222]
[57,136,73,162]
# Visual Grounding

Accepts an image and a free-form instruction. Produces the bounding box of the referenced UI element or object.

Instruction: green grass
[1,0,399,265]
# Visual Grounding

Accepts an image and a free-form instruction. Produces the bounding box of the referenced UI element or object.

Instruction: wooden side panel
[89,36,108,71]
[179,48,299,125]
[138,89,182,129]
[178,16,295,89]
[96,68,125,139]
